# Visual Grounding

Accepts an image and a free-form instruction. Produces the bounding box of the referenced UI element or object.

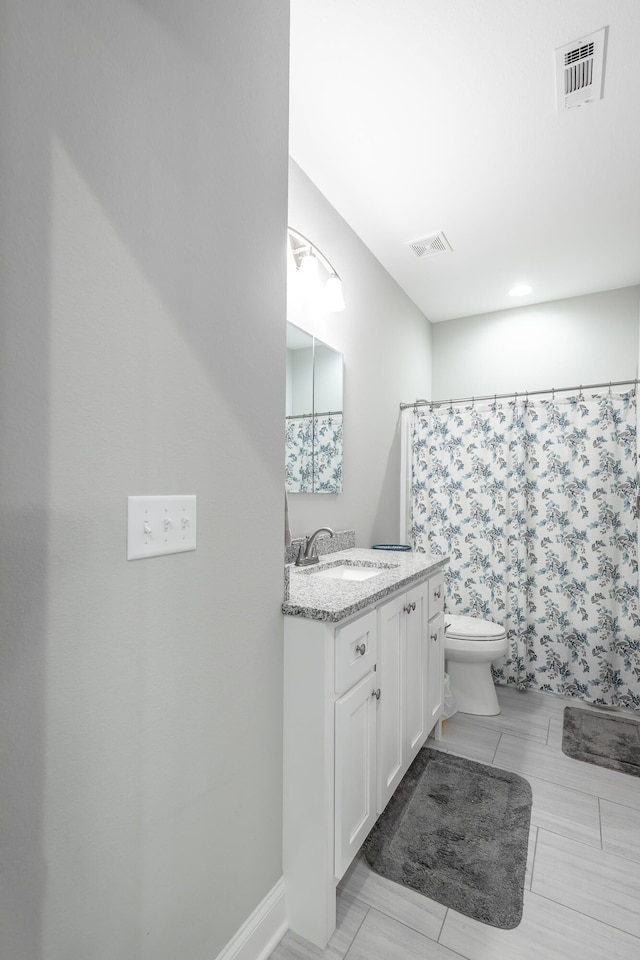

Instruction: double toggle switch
[127,495,197,560]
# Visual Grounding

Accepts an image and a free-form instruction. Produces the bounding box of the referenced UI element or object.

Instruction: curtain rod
[399,378,640,411]
[286,410,343,420]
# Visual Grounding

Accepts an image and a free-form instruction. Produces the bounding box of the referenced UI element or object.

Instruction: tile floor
[270,685,640,960]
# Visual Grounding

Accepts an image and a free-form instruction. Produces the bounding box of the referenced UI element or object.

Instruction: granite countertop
[282,547,449,622]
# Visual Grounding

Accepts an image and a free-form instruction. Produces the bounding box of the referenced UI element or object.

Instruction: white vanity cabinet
[283,565,446,949]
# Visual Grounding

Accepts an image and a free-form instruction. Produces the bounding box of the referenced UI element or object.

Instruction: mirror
[285,323,343,493]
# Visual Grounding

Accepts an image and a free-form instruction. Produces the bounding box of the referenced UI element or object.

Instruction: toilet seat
[445,614,506,641]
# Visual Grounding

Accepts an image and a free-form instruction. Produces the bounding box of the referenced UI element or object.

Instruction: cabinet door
[427,612,445,728]
[405,581,429,765]
[376,593,405,814]
[334,671,377,879]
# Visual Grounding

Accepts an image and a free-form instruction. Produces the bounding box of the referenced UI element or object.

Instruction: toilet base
[446,659,501,716]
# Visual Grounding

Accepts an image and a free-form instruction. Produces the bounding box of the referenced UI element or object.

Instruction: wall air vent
[405,231,452,259]
[555,26,607,111]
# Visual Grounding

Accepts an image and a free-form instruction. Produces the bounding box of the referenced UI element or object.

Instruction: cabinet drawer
[429,572,444,617]
[335,610,377,694]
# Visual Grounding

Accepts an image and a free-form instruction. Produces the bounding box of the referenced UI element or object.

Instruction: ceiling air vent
[555,26,607,111]
[405,231,452,259]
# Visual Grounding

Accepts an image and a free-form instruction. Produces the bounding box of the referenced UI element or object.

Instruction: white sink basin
[311,563,386,582]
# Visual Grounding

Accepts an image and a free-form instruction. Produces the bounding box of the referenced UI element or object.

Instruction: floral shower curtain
[410,390,640,710]
[285,413,343,493]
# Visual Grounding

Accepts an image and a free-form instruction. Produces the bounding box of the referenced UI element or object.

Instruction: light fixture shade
[299,250,320,287]
[324,274,346,312]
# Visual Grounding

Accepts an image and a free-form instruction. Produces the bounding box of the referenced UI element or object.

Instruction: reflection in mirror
[286,323,343,493]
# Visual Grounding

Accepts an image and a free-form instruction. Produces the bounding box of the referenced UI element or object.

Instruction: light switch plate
[127,495,197,560]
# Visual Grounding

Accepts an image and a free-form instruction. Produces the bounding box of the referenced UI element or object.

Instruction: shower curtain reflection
[285,412,343,493]
[410,390,640,710]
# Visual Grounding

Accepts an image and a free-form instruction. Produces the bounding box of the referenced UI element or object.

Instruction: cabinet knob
[434,587,441,599]
[355,643,366,656]
[404,602,416,614]
[431,632,438,642]
[372,688,381,700]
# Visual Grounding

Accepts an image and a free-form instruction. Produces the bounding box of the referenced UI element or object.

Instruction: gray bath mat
[562,707,640,777]
[362,747,532,929]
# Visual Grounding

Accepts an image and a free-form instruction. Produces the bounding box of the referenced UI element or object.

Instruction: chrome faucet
[295,526,335,566]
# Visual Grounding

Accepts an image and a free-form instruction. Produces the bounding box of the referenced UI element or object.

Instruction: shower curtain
[409,390,640,710]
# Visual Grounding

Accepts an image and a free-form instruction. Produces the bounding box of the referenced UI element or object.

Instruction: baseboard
[214,877,288,960]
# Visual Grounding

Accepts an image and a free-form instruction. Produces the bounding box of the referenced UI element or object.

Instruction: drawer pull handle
[404,602,416,614]
[434,587,442,599]
[372,688,381,700]
[431,632,438,642]
[355,643,367,656]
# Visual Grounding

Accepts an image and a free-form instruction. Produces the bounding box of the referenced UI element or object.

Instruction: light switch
[127,495,197,560]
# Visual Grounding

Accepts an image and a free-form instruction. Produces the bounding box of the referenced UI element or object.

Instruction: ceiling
[289,0,640,323]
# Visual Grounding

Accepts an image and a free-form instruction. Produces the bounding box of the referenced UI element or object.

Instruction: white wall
[288,347,314,415]
[287,159,432,546]
[431,286,640,400]
[0,3,289,959]
[313,344,343,413]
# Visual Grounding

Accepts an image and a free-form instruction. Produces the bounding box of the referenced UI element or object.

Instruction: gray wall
[431,286,640,400]
[0,3,289,959]
[287,159,432,546]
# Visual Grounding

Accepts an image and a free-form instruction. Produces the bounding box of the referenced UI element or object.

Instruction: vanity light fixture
[288,227,346,312]
[508,283,533,297]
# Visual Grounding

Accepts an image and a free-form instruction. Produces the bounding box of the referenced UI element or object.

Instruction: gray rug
[362,747,532,929]
[562,707,640,777]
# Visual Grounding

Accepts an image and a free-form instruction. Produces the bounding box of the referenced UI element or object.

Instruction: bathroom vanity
[282,548,448,948]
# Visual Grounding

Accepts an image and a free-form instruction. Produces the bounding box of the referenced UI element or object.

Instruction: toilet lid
[445,614,506,641]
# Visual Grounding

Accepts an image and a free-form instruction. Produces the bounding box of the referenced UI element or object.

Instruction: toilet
[444,614,509,716]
